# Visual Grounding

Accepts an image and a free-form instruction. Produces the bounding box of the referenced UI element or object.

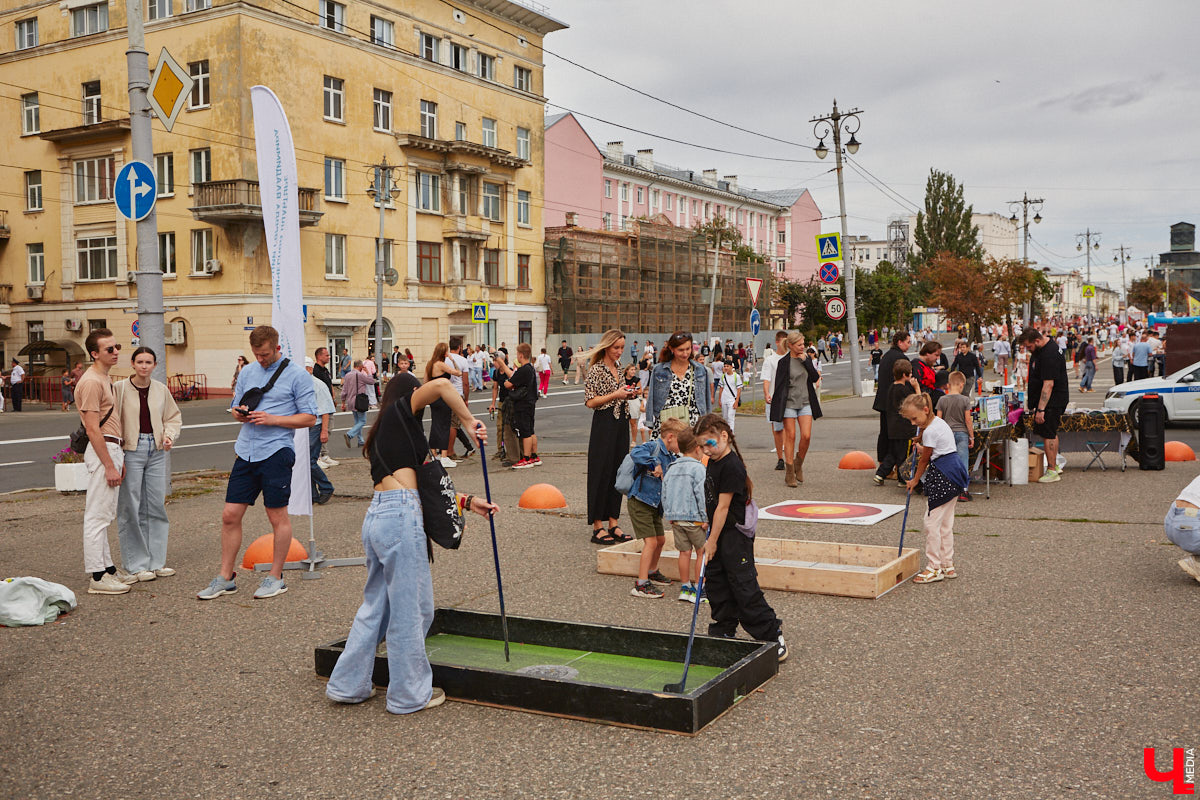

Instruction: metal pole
[830,105,863,396]
[704,230,719,354]
[1086,233,1092,322]
[1021,202,1030,325]
[125,0,164,381]
[373,158,388,368]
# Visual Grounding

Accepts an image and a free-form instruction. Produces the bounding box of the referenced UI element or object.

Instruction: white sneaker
[439,456,458,469]
[136,570,157,582]
[154,567,176,577]
[114,567,139,585]
[1179,556,1200,584]
[89,573,131,594]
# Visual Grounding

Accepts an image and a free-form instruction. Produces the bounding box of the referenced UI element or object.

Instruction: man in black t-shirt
[501,343,540,468]
[1018,328,1070,483]
[557,340,573,381]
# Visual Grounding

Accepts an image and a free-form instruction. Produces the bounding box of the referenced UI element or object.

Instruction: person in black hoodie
[768,331,823,488]
[872,330,913,464]
[950,341,981,396]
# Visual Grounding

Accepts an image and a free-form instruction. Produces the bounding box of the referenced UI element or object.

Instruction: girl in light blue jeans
[1166,474,1200,583]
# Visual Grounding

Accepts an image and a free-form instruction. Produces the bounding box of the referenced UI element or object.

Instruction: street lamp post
[1075,228,1101,322]
[1113,246,1132,324]
[812,100,864,396]
[1007,192,1043,326]
[366,157,399,366]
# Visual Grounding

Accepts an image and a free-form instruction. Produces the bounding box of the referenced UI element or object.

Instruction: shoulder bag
[238,358,290,413]
[659,365,695,424]
[69,405,113,454]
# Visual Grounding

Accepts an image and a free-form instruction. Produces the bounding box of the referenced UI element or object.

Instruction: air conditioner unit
[126,271,136,284]
[204,259,222,275]
[27,285,43,300]
[65,318,83,331]
[164,321,186,345]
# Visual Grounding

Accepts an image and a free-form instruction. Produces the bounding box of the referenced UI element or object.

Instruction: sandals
[912,567,945,584]
[609,526,632,542]
[590,528,620,545]
[942,566,958,579]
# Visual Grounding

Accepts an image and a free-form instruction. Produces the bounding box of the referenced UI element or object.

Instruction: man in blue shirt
[1130,331,1154,382]
[198,326,317,601]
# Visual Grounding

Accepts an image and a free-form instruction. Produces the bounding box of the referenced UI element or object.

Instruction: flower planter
[54,462,89,492]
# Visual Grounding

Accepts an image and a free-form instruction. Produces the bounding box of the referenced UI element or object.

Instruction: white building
[906,212,1020,263]
[1044,269,1120,320]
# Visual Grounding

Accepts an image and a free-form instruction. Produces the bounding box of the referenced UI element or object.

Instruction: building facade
[0,0,564,387]
[544,112,821,283]
[905,212,1020,264]
[1045,269,1120,321]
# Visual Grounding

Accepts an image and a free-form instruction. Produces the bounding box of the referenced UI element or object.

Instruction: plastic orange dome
[242,534,308,569]
[519,483,567,509]
[838,450,877,470]
[1165,441,1197,462]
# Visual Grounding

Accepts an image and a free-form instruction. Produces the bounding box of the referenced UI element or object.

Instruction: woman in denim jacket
[645,331,712,439]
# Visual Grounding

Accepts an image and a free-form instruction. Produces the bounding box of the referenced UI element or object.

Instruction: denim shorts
[765,407,783,432]
[1165,505,1200,554]
[783,405,812,419]
[225,447,295,508]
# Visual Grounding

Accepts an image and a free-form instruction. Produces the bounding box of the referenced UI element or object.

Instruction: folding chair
[1084,439,1111,472]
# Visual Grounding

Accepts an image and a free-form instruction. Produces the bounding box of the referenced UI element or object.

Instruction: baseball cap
[304,356,314,368]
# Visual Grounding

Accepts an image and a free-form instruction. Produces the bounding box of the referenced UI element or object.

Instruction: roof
[740,188,807,207]
[544,112,569,130]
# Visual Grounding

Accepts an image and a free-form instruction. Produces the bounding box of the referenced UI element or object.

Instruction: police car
[1103,360,1200,424]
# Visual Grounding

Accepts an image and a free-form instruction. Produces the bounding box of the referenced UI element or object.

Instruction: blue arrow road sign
[115,161,157,221]
[750,308,761,336]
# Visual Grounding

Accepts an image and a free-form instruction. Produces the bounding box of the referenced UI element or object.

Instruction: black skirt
[587,407,629,523]
[428,398,451,452]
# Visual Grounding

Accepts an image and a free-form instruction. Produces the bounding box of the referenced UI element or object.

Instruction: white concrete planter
[54,462,89,492]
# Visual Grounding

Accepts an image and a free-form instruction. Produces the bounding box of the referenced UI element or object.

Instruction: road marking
[0,460,34,467]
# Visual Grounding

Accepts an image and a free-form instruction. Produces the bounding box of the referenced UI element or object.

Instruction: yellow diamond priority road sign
[147,47,194,133]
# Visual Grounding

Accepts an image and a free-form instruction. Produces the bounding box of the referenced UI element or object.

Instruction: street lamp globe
[1010,213,1018,222]
[1077,243,1083,252]
[814,139,829,159]
[846,134,861,154]
[1094,242,1100,250]
[1033,213,1042,224]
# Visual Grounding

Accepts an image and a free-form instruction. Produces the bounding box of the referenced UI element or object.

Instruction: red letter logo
[1144,748,1196,795]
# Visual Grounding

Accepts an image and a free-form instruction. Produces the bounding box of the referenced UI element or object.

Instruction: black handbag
[373,401,464,550]
[69,406,113,454]
[237,358,290,413]
[354,392,370,413]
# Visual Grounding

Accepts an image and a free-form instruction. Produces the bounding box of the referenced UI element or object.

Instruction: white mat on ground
[758,501,906,526]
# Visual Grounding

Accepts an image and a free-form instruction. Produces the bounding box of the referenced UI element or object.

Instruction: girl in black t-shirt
[694,414,786,663]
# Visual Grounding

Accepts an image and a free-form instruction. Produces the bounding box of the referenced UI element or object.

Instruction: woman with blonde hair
[423,342,460,468]
[584,329,638,544]
[768,331,822,487]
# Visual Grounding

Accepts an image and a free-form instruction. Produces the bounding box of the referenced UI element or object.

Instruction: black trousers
[10,382,22,411]
[876,437,909,480]
[1113,365,1125,386]
[1131,365,1149,382]
[876,411,889,462]
[705,530,780,642]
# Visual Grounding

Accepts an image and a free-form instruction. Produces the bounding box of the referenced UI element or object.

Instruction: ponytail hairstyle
[900,391,934,422]
[694,413,753,502]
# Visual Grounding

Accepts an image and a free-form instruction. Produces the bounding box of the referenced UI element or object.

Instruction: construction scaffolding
[544,219,771,335]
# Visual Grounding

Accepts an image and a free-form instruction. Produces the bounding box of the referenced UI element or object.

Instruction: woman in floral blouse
[584,329,639,544]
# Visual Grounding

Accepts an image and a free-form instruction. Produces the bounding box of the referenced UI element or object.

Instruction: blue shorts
[225,447,296,508]
[765,407,783,433]
[783,405,812,419]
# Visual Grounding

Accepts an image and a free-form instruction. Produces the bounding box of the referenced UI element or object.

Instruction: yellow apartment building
[0,0,565,390]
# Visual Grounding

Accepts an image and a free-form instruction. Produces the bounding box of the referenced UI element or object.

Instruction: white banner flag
[251,86,311,517]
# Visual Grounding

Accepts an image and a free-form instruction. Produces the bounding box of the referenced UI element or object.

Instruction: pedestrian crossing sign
[472,302,489,323]
[816,233,841,260]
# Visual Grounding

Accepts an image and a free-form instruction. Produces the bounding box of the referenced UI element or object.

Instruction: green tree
[734,243,764,264]
[855,261,917,330]
[1128,276,1189,314]
[911,169,983,270]
[992,259,1053,336]
[693,214,742,251]
[772,277,843,335]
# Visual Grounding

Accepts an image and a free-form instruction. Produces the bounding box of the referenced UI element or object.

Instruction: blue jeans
[1080,360,1096,390]
[326,489,435,714]
[468,366,484,391]
[1165,505,1200,554]
[117,433,170,572]
[347,410,367,445]
[309,425,332,497]
[953,430,970,475]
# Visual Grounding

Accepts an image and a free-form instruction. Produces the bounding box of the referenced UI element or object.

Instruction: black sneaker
[776,634,788,663]
[646,569,672,586]
[630,580,664,599]
[775,458,785,471]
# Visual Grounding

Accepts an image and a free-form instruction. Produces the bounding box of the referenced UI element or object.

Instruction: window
[159,232,176,275]
[415,172,440,212]
[777,230,786,244]
[517,190,530,225]
[184,0,210,11]
[450,43,467,72]
[71,3,107,36]
[636,187,643,204]
[189,148,211,185]
[481,117,496,148]
[478,53,495,81]
[518,320,532,346]
[319,0,344,31]
[188,60,210,108]
[619,183,628,202]
[419,100,437,139]
[21,93,39,134]
[481,182,500,221]
[455,121,466,141]
[323,76,343,121]
[368,318,393,356]
[602,212,612,230]
[77,236,118,280]
[516,127,530,160]
[324,233,346,277]
[514,65,531,92]
[417,241,441,283]
[666,194,673,211]
[604,180,612,199]
[155,153,174,196]
[28,321,45,362]
[651,189,659,208]
[620,215,627,230]
[190,229,213,274]
[420,33,439,62]
[324,158,345,199]
[456,175,469,214]
[15,18,37,49]
[483,249,499,286]
[88,319,107,331]
[82,81,101,125]
[692,199,698,214]
[373,89,391,131]
[25,171,42,211]
[148,0,172,20]
[74,156,115,203]
[369,16,393,47]
[27,244,45,284]
[460,245,473,280]
[517,254,530,289]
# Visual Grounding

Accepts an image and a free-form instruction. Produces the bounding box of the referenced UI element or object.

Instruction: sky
[538,0,1200,293]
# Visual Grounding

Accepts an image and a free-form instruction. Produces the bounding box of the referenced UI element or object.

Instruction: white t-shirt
[535,353,552,372]
[919,416,958,459]
[993,340,1011,358]
[448,352,469,393]
[760,350,782,387]
[1177,475,1200,507]
[718,371,743,403]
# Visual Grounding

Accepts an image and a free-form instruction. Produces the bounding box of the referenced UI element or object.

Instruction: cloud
[1039,73,1164,113]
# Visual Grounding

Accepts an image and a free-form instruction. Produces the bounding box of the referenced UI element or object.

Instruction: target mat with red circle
[759,501,905,526]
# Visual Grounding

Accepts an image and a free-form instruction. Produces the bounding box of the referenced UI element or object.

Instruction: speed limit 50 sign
[825,296,846,320]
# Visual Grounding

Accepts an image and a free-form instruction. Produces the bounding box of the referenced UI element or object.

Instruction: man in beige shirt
[75,328,134,595]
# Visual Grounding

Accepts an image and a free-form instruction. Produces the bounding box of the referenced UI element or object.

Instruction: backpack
[734,499,759,539]
[614,452,636,495]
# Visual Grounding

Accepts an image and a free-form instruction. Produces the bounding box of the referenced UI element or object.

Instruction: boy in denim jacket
[662,428,709,602]
[628,417,686,598]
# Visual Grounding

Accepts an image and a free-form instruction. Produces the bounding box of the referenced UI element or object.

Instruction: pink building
[544,112,822,282]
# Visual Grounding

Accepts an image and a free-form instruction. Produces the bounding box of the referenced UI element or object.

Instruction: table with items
[1010,409,1135,471]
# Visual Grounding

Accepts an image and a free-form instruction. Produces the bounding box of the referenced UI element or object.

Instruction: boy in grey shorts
[662,429,709,603]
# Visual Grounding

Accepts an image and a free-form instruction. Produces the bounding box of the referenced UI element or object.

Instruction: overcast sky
[540,0,1199,291]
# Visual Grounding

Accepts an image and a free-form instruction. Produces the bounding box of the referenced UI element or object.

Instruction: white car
[1104,360,1200,424]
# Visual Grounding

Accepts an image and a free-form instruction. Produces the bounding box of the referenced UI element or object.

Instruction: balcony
[394,133,528,170]
[190,180,323,227]
[0,210,8,239]
[38,118,130,145]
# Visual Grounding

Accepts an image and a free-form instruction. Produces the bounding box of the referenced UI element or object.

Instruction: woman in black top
[325,370,496,716]
[584,329,638,544]
[423,342,460,467]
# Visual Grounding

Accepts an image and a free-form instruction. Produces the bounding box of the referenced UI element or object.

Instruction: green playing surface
[422,633,724,693]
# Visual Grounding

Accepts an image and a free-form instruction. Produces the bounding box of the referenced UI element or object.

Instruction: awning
[17,339,87,359]
[315,316,373,329]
